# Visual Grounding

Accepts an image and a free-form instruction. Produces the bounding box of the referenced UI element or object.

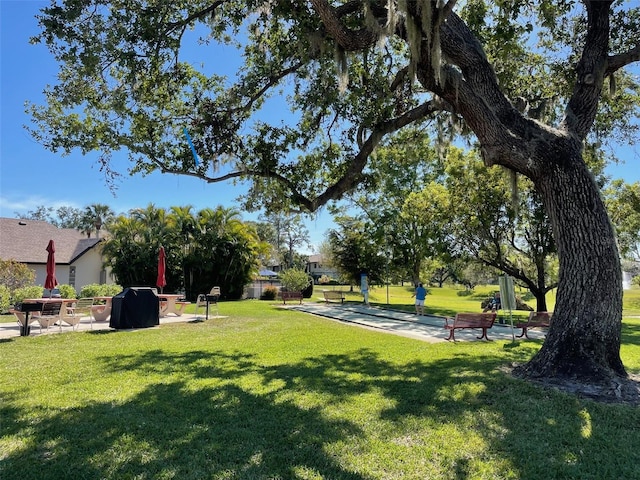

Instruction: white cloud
[0,194,82,218]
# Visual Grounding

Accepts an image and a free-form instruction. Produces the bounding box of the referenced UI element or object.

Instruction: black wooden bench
[280,291,303,304]
[444,312,496,341]
[322,290,345,304]
[515,311,552,339]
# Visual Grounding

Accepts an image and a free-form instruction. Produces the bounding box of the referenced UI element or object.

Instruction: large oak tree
[28,1,640,393]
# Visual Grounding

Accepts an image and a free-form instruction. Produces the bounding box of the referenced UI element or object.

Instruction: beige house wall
[27,248,114,294]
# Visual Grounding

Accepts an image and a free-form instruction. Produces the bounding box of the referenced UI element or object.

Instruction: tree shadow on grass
[3,343,640,479]
[1,350,367,480]
[621,322,640,346]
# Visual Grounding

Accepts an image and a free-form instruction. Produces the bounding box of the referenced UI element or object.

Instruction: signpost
[499,275,516,341]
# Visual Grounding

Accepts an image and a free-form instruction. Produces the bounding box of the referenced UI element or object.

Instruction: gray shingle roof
[0,217,102,264]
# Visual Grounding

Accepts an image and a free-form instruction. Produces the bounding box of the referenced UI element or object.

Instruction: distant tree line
[17,203,115,238]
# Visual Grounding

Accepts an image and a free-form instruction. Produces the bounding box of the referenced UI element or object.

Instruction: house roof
[0,217,102,265]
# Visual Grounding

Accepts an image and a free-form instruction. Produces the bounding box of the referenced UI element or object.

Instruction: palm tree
[186,207,261,299]
[100,216,146,286]
[168,206,197,296]
[79,204,114,238]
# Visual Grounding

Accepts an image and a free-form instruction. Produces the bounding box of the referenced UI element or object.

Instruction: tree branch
[164,1,227,36]
[309,0,380,51]
[561,0,613,140]
[606,44,640,76]
[309,99,441,211]
[437,12,523,139]
[157,98,442,213]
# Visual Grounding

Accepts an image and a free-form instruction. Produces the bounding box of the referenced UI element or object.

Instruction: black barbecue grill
[14,301,44,336]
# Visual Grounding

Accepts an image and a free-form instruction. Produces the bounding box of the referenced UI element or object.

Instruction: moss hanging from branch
[399,0,445,86]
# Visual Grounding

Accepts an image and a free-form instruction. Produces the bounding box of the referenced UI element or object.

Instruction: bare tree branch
[606,44,640,76]
[310,0,380,51]
[164,1,227,36]
[562,0,614,139]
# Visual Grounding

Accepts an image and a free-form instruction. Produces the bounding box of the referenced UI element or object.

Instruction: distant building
[305,254,339,283]
[0,217,114,293]
[264,254,339,284]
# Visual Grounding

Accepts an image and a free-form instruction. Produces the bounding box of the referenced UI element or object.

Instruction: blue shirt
[415,286,427,301]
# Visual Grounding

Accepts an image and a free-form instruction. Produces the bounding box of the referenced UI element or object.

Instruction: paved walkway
[0,302,544,343]
[286,302,545,343]
[0,314,226,340]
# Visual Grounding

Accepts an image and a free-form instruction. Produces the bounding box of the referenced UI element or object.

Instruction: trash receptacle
[110,288,159,329]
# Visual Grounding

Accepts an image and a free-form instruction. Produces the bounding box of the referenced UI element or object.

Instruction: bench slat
[280,291,303,304]
[322,290,345,304]
[515,311,552,339]
[444,312,496,341]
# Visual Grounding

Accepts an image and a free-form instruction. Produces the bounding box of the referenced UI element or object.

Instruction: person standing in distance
[360,272,369,306]
[413,283,427,315]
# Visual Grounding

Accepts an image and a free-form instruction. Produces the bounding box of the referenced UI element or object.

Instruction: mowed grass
[321,283,542,318]
[2,295,640,479]
[338,282,640,318]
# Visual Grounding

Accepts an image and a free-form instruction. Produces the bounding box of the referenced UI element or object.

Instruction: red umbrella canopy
[44,239,58,291]
[156,246,167,291]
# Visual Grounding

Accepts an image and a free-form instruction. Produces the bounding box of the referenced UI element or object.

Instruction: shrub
[80,283,122,298]
[12,286,44,304]
[480,295,533,311]
[515,296,533,311]
[280,269,312,293]
[302,278,314,298]
[520,291,535,301]
[0,259,35,292]
[58,284,77,299]
[0,285,10,313]
[260,286,278,300]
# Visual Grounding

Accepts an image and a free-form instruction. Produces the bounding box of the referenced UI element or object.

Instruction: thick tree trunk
[515,147,626,381]
[532,290,548,313]
[534,260,549,312]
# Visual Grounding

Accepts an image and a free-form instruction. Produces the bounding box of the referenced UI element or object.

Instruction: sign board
[498,275,516,311]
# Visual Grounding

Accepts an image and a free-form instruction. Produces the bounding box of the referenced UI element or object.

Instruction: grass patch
[2,300,640,479]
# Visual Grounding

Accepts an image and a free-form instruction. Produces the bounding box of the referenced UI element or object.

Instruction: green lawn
[2,296,640,479]
[336,283,640,318]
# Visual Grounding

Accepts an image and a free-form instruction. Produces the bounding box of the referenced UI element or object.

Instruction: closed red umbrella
[44,239,58,297]
[156,246,167,293]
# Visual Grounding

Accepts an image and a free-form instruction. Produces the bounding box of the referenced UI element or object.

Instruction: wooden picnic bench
[280,291,303,305]
[175,301,191,312]
[515,311,552,339]
[444,312,497,341]
[322,290,345,304]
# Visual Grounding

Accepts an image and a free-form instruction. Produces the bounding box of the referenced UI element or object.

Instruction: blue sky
[0,1,335,252]
[1,1,638,252]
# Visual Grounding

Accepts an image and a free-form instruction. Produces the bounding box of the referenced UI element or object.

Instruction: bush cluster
[480,295,533,311]
[0,285,10,313]
[57,284,77,299]
[260,286,278,300]
[80,283,123,298]
[279,269,312,293]
[11,286,44,304]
